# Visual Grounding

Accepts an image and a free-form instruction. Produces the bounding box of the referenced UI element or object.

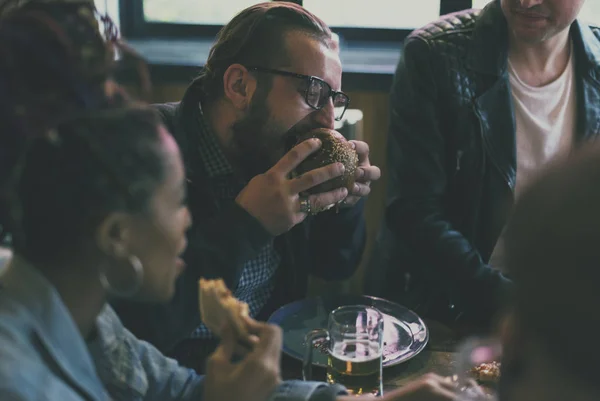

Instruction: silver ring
[299,197,312,214]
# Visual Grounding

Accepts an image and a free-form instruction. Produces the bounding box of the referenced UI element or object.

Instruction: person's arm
[89,306,204,401]
[308,198,366,282]
[271,381,348,401]
[387,36,510,318]
[203,319,350,401]
[94,307,351,401]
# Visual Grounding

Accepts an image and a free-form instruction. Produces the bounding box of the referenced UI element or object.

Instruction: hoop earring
[99,255,144,298]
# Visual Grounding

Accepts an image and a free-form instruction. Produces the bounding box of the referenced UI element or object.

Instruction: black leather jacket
[367,1,600,325]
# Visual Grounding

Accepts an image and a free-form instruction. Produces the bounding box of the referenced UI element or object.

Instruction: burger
[293,128,358,195]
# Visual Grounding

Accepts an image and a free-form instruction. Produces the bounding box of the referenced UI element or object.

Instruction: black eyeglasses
[246,66,350,121]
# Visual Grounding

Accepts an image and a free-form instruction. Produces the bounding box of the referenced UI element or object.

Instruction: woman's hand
[203,320,283,401]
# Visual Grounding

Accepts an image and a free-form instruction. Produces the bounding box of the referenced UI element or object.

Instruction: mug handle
[303,329,329,381]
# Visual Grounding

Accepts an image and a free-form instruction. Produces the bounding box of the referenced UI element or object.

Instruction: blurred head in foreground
[501,145,600,401]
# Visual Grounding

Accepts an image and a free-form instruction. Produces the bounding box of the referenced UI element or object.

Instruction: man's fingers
[309,187,348,211]
[290,163,345,194]
[271,138,322,176]
[350,182,371,197]
[350,140,369,163]
[355,166,381,182]
[340,195,360,207]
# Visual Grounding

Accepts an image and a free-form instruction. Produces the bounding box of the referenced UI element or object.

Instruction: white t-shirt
[488,48,577,271]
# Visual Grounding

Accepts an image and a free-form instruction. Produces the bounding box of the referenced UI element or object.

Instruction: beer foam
[331,340,382,362]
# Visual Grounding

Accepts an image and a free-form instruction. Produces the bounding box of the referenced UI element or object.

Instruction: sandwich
[198,278,250,339]
[294,128,358,211]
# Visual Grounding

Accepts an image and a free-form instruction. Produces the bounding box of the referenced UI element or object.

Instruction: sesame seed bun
[294,128,358,194]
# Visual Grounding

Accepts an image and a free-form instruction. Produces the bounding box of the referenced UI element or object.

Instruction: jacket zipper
[473,106,514,191]
[456,150,464,172]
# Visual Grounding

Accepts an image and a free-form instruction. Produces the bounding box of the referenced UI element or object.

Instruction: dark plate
[268,295,428,368]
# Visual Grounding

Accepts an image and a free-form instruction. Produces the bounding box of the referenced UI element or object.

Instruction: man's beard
[229,99,282,180]
[229,98,321,180]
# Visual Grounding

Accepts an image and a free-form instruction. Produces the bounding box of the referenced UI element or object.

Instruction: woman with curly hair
[0,3,338,401]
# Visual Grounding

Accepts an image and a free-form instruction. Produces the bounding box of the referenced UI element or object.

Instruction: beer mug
[303,305,384,396]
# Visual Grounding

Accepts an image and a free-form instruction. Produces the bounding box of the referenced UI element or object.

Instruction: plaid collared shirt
[190,102,280,339]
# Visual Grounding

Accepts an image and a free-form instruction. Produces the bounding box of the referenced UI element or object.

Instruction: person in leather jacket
[368,0,600,328]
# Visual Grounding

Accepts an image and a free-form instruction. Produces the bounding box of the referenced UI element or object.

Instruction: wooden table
[282,319,466,392]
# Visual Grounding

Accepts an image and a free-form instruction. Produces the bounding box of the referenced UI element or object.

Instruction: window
[302,0,440,30]
[143,0,441,31]
[144,0,261,25]
[94,0,120,44]
[95,0,120,31]
[580,2,600,25]
[128,0,469,40]
[472,0,600,26]
[471,0,490,9]
[143,0,440,29]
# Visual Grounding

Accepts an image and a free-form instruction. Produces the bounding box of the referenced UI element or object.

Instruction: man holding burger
[113,1,380,372]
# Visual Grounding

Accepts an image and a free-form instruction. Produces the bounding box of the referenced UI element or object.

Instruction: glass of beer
[303,305,384,396]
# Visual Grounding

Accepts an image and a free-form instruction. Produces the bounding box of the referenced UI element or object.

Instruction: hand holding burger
[294,128,380,212]
[235,138,348,236]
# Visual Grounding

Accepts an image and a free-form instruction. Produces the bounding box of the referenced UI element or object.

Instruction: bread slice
[198,278,250,338]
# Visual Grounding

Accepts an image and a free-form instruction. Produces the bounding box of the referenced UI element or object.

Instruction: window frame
[119,0,473,41]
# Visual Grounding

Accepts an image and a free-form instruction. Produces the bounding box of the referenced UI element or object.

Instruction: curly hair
[0,3,165,265]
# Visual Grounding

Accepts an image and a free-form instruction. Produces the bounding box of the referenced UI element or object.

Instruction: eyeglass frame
[245,66,350,121]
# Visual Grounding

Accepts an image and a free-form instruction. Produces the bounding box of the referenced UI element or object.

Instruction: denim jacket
[0,257,345,401]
